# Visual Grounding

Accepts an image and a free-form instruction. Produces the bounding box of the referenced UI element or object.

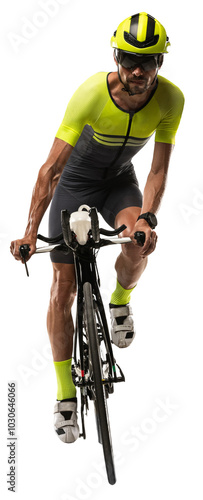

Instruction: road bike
[19,205,145,485]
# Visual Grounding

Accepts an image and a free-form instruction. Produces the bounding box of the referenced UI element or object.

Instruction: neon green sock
[54,358,76,401]
[110,279,136,306]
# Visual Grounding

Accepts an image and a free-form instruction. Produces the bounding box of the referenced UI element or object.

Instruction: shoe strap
[110,305,132,318]
[114,324,134,332]
[55,419,75,429]
[54,401,77,414]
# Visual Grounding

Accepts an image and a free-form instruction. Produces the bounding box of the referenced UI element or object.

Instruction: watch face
[149,214,157,226]
[138,213,157,228]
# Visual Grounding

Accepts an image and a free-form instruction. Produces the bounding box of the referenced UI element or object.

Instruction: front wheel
[83,282,116,485]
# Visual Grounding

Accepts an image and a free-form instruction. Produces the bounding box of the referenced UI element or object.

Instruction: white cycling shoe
[110,304,135,348]
[54,399,80,443]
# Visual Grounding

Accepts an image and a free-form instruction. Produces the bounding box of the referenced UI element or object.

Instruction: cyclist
[10,13,184,443]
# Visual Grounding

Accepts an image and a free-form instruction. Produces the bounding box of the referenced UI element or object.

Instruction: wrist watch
[137,212,158,229]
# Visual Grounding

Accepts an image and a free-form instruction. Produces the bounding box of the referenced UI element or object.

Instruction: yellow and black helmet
[111,12,170,55]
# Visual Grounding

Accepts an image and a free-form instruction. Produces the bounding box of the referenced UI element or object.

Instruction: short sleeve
[155,79,185,145]
[55,73,109,146]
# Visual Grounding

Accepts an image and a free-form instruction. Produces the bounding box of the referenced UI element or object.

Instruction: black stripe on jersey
[94,131,149,142]
[146,14,155,40]
[127,136,150,146]
[93,131,150,147]
[94,132,126,140]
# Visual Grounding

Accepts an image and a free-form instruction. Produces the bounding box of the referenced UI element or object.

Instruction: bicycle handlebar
[37,224,129,246]
[19,207,146,276]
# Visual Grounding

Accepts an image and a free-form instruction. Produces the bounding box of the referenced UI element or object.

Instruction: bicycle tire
[83,281,116,485]
[90,207,100,243]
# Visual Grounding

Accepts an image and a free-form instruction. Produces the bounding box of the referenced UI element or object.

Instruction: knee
[121,239,146,263]
[50,273,76,310]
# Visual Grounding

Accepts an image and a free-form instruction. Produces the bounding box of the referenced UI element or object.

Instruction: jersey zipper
[117,110,134,158]
[103,111,134,179]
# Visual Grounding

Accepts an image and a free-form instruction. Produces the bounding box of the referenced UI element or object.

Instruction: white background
[1,0,203,498]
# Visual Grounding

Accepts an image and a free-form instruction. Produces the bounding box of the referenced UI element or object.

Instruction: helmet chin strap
[117,66,131,94]
[118,66,158,96]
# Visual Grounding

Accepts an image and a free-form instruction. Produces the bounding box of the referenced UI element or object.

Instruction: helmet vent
[124,31,159,49]
[130,13,139,38]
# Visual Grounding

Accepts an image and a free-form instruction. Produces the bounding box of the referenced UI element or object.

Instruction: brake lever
[19,245,30,277]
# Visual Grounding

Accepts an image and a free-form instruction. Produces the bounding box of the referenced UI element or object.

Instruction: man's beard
[118,65,158,96]
[122,76,149,96]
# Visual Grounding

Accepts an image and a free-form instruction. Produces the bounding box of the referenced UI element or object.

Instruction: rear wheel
[83,281,116,485]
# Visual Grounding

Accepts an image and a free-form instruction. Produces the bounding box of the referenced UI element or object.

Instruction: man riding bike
[10,13,184,443]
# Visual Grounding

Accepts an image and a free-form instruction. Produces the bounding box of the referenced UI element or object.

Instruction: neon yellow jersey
[55,72,184,181]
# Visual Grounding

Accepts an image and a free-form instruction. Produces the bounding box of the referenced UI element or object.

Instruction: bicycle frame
[71,242,125,436]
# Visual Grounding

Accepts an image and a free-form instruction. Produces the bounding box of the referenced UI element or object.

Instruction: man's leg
[47,262,76,362]
[110,207,147,348]
[47,262,77,399]
[47,262,79,443]
[114,206,148,290]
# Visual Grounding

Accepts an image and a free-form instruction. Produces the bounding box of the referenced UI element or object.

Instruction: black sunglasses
[115,50,159,71]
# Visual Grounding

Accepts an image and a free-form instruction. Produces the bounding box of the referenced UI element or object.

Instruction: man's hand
[131,220,158,258]
[10,236,37,262]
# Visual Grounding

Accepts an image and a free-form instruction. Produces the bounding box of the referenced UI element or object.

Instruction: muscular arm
[25,138,73,237]
[141,141,174,214]
[11,138,73,260]
[133,141,173,257]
